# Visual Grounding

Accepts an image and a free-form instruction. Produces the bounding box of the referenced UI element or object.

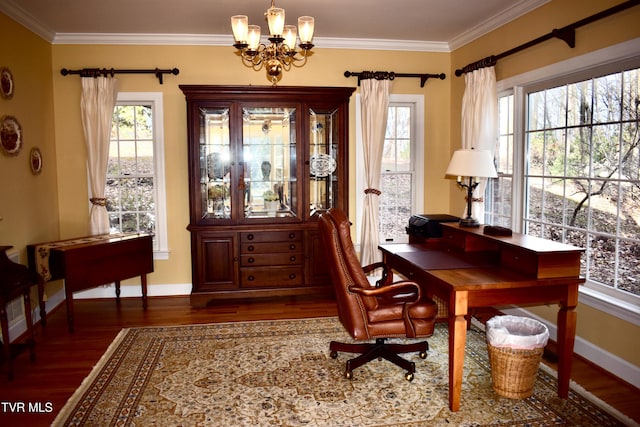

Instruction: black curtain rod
[455,0,640,76]
[60,67,180,84]
[344,70,446,87]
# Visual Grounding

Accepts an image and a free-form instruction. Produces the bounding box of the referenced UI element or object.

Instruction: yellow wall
[450,0,640,366]
[0,13,63,298]
[1,0,638,369]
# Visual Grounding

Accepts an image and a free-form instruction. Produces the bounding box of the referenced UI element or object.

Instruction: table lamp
[445,148,498,227]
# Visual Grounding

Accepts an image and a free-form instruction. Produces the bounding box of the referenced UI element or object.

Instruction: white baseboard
[5,283,189,342]
[500,306,640,389]
[72,283,192,299]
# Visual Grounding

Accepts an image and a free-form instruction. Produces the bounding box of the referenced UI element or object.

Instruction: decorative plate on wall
[30,147,42,174]
[1,115,22,156]
[0,67,14,99]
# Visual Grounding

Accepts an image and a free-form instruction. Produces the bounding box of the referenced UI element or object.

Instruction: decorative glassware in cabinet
[201,107,231,219]
[242,107,298,219]
[309,108,339,217]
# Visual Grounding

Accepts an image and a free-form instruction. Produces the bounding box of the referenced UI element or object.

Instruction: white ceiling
[0,0,549,51]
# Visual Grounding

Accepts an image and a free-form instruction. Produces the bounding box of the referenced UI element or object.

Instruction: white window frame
[496,38,640,325]
[355,94,425,247]
[113,92,169,260]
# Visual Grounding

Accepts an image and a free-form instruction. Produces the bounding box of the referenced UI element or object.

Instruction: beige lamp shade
[445,148,497,179]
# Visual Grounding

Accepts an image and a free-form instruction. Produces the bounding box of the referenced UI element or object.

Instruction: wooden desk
[27,233,153,332]
[379,223,584,412]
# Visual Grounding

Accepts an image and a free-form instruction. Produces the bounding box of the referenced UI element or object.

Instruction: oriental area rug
[53,317,634,426]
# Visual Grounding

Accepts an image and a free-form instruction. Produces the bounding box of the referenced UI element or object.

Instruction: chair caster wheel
[330,351,338,359]
[419,351,427,359]
[345,370,352,379]
[405,372,414,382]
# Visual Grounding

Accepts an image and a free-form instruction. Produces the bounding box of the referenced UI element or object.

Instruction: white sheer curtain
[460,66,497,220]
[359,79,391,266]
[80,76,119,235]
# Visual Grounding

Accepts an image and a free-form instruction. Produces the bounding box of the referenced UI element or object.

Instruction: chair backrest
[318,208,377,339]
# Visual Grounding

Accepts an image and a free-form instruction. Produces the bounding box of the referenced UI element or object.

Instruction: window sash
[110,93,168,259]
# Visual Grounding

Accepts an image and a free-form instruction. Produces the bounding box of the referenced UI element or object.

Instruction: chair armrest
[348,280,421,302]
[362,261,392,287]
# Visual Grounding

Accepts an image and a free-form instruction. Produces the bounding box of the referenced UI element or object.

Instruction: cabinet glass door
[200,107,231,219]
[242,107,298,219]
[309,108,339,217]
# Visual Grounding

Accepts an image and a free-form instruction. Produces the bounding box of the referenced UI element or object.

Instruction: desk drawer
[442,227,500,252]
[241,267,303,288]
[501,247,581,279]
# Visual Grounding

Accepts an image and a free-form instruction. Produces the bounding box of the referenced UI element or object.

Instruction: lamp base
[459,217,481,228]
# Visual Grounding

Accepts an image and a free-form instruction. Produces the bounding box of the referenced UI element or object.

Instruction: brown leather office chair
[318,208,437,381]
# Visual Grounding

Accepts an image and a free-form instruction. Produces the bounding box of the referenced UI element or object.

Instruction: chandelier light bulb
[267,7,285,37]
[230,15,248,43]
[247,25,261,51]
[283,25,297,50]
[298,16,315,44]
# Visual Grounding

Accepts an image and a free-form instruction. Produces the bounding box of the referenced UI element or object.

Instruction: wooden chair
[318,208,437,381]
[0,246,36,380]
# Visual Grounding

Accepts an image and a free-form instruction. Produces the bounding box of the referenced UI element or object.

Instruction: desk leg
[37,276,46,327]
[557,284,578,398]
[115,280,121,303]
[448,291,469,412]
[141,274,148,310]
[65,287,74,333]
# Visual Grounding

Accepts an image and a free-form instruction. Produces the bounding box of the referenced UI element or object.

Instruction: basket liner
[486,315,549,350]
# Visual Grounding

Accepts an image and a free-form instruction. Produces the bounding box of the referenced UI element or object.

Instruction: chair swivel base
[329,338,428,381]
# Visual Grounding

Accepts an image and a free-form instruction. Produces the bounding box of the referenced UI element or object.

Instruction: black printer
[406,214,459,241]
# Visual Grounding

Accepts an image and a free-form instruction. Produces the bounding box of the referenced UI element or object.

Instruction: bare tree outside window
[379,105,414,241]
[107,104,156,238]
[524,67,640,297]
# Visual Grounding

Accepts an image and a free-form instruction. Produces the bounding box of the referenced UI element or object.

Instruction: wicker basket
[487,343,544,399]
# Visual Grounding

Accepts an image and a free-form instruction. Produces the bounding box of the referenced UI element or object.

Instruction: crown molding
[51,33,452,52]
[314,37,450,52]
[51,33,233,45]
[448,0,550,51]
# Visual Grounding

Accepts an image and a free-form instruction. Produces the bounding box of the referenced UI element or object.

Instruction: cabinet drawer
[241,241,301,254]
[240,252,303,267]
[241,230,301,243]
[241,267,303,288]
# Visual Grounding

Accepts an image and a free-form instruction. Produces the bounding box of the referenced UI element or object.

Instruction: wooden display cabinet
[180,85,355,306]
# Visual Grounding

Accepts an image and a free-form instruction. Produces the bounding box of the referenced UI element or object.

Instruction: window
[107,92,168,259]
[485,94,514,228]
[490,41,640,319]
[355,95,424,245]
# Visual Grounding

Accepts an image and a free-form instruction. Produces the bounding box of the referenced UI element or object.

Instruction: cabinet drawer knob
[248,275,254,281]
[248,245,254,252]
[289,273,296,279]
[248,257,255,263]
[289,244,296,250]
[247,234,254,240]
[290,256,296,262]
[288,233,295,239]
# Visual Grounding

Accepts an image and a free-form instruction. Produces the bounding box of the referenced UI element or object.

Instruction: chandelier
[231,0,315,85]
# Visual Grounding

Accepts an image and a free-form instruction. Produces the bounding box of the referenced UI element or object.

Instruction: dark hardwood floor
[0,295,638,426]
